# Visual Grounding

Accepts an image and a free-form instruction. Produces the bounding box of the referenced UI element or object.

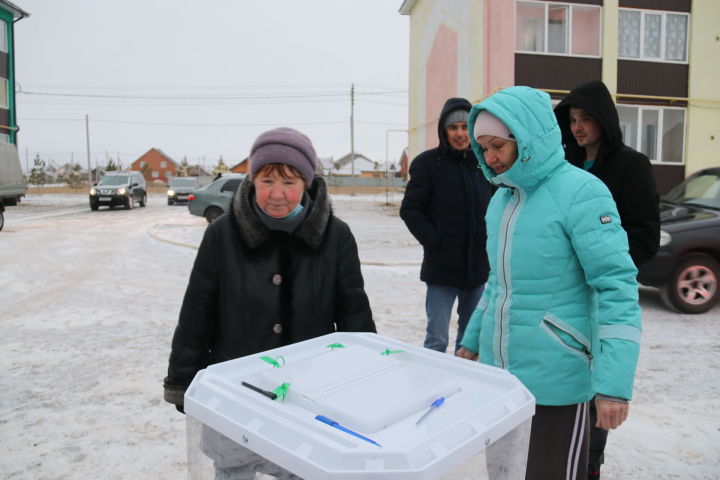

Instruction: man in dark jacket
[400,97,493,354]
[555,81,660,480]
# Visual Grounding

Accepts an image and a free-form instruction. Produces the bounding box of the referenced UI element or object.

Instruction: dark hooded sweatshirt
[555,81,660,266]
[164,176,375,407]
[400,97,493,289]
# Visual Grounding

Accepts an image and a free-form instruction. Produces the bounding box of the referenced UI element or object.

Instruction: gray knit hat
[443,108,468,129]
[250,127,317,185]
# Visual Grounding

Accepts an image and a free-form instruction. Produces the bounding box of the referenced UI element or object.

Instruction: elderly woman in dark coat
[164,127,375,479]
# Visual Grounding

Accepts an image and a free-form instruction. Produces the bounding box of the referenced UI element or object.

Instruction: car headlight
[90,187,96,195]
[659,229,672,247]
[118,187,126,195]
[168,189,175,197]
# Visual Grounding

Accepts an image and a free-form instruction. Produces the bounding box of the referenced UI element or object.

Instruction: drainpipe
[11,11,26,144]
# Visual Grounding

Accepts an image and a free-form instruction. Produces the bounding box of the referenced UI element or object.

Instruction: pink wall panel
[485,0,516,94]
[425,24,458,149]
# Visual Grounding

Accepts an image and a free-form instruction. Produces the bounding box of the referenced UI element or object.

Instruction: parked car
[167,177,200,205]
[638,167,720,313]
[187,173,245,223]
[89,171,147,210]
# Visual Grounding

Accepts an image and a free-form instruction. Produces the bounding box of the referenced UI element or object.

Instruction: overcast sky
[14,0,409,173]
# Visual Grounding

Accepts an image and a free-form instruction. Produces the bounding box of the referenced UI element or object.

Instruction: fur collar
[232,176,332,250]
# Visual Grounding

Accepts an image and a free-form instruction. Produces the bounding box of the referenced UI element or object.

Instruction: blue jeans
[424,283,485,353]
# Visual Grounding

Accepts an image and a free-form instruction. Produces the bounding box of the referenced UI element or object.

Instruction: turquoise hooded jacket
[461,87,641,406]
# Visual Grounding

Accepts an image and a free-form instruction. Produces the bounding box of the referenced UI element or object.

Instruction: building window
[618,9,689,63]
[161,160,167,168]
[152,171,159,178]
[516,1,601,57]
[617,105,685,164]
[0,22,6,53]
[0,78,7,109]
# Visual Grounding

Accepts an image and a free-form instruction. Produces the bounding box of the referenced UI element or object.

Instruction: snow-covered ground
[1,192,718,480]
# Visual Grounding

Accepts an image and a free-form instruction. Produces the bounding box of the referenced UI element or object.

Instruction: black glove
[163,376,187,414]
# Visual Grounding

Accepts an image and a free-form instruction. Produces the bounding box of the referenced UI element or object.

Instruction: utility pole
[85,114,92,184]
[385,129,408,205]
[350,83,355,196]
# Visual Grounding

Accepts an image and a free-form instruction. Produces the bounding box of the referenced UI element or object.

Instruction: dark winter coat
[400,98,493,289]
[163,176,375,407]
[555,81,660,266]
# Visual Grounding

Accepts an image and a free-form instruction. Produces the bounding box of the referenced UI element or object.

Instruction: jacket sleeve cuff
[163,377,188,406]
[595,393,628,403]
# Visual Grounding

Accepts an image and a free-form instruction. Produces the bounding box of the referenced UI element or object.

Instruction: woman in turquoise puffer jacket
[457,86,641,480]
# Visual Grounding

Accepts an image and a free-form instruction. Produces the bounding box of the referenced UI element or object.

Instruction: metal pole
[384,129,409,205]
[385,129,390,205]
[350,83,355,196]
[85,114,92,184]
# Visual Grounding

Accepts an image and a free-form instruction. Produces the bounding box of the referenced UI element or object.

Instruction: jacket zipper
[498,188,521,368]
[542,317,594,363]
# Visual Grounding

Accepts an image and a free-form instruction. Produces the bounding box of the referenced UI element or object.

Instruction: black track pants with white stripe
[525,403,589,480]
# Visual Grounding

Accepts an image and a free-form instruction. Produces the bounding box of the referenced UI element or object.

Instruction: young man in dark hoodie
[400,98,494,354]
[555,81,660,479]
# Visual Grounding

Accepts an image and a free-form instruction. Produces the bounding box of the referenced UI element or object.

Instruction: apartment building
[400,0,719,192]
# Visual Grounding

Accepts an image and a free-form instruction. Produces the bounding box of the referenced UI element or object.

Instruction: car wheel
[90,202,99,211]
[661,254,720,314]
[140,193,147,207]
[0,211,4,231]
[205,206,223,224]
[167,199,173,206]
[125,195,134,210]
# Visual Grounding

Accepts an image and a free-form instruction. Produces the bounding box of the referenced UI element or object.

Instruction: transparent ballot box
[184,332,535,479]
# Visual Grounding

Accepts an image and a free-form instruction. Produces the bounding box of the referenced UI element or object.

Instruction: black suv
[89,171,147,210]
[638,167,720,313]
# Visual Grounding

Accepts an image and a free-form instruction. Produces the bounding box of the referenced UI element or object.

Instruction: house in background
[230,158,248,174]
[131,148,178,183]
[399,147,409,180]
[399,0,719,193]
[185,164,210,177]
[317,157,335,176]
[330,152,378,176]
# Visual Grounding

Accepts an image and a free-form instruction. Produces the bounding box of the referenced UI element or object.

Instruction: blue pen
[416,397,445,425]
[315,415,382,447]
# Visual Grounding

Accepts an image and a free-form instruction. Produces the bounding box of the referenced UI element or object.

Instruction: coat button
[272,274,282,286]
[272,323,283,334]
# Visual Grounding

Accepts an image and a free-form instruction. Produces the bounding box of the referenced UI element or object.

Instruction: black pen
[242,381,278,400]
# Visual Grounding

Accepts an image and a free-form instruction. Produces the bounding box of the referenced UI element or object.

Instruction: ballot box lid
[185,332,535,480]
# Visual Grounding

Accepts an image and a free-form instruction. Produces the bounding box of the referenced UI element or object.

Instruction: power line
[22,82,374,91]
[19,117,407,128]
[18,89,407,101]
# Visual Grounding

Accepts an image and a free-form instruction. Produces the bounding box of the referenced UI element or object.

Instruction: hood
[468,86,566,190]
[554,81,623,166]
[659,200,720,232]
[438,97,473,154]
[169,186,196,194]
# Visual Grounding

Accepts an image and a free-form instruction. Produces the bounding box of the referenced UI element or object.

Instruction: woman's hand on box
[455,347,478,361]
